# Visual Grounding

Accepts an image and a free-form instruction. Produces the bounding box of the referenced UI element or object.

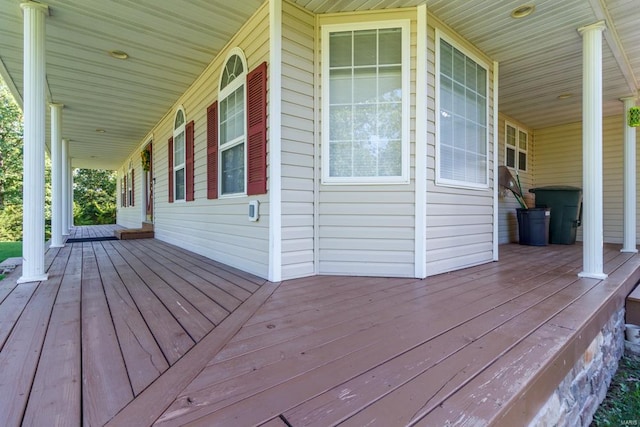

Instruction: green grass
[0,241,22,281]
[592,354,640,426]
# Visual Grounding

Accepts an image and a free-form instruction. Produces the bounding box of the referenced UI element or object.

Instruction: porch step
[626,283,640,325]
[114,223,154,240]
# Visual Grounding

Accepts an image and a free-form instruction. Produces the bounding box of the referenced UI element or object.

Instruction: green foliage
[592,354,640,426]
[73,169,117,225]
[0,81,23,209]
[0,204,23,241]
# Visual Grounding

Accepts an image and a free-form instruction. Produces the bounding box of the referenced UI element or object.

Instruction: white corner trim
[268,0,283,282]
[415,4,428,278]
[493,61,499,261]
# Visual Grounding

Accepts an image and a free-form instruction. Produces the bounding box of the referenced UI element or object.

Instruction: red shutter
[207,101,219,199]
[131,169,135,207]
[246,61,268,196]
[186,120,195,201]
[123,174,128,207]
[168,137,174,203]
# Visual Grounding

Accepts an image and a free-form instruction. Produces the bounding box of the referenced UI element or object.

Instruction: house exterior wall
[533,115,639,244]
[116,159,144,229]
[116,3,271,278]
[424,15,496,276]
[280,2,316,279]
[316,10,417,277]
[497,113,534,244]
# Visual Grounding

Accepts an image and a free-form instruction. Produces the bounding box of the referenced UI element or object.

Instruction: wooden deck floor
[1,228,639,426]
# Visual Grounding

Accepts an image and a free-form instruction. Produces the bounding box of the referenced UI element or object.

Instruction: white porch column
[49,103,64,247]
[61,138,70,235]
[578,21,608,280]
[18,2,49,284]
[69,159,74,229]
[621,96,638,253]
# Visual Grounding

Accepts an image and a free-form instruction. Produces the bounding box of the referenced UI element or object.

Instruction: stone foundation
[529,308,625,426]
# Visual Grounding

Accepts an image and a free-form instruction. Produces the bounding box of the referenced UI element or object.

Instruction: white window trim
[321,19,411,185]
[218,47,248,198]
[127,160,133,207]
[435,29,490,190]
[504,121,528,172]
[173,106,186,202]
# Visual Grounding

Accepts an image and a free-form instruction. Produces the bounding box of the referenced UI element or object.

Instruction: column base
[578,271,608,280]
[17,273,48,284]
[49,243,65,248]
[621,248,638,253]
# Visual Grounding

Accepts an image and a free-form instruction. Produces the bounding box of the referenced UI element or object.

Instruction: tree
[0,81,23,209]
[73,169,117,225]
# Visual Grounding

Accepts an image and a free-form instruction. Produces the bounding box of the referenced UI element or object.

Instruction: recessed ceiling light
[511,4,535,19]
[557,93,573,100]
[108,50,129,60]
[95,128,106,133]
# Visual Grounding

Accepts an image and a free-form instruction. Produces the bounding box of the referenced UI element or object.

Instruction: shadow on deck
[0,225,639,426]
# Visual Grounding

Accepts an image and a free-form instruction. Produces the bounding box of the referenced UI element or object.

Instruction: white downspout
[621,96,638,253]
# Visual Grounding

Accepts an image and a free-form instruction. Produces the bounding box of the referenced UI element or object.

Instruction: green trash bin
[529,186,582,244]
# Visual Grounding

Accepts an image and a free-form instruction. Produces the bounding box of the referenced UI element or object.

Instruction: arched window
[173,107,186,201]
[219,49,247,195]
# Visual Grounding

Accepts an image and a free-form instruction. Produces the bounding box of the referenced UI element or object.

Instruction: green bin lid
[529,185,581,193]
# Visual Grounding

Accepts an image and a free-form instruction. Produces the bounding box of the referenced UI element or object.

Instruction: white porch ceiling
[0,0,638,170]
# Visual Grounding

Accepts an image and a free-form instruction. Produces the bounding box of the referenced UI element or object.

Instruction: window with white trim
[219,49,247,195]
[436,32,489,187]
[173,108,186,201]
[322,20,410,184]
[505,122,527,172]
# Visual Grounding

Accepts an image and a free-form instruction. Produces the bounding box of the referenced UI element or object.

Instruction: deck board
[0,245,71,427]
[22,244,83,427]
[81,242,134,426]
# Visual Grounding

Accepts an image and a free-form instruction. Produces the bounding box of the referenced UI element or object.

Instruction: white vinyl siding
[118,3,271,279]
[534,115,636,245]
[317,10,416,277]
[280,2,316,280]
[498,114,533,244]
[425,21,495,276]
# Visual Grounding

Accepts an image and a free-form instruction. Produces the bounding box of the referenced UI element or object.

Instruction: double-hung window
[505,122,528,171]
[322,20,410,184]
[437,31,489,187]
[219,49,247,196]
[173,108,186,201]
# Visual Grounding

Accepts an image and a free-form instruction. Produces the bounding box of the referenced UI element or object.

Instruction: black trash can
[516,208,550,246]
[529,186,582,244]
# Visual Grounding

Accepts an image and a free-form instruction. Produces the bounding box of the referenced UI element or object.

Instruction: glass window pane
[506,125,516,146]
[174,132,185,165]
[353,139,377,176]
[379,139,401,176]
[354,67,377,103]
[378,103,401,140]
[378,66,401,102]
[353,105,376,141]
[519,152,527,171]
[453,82,465,116]
[330,141,352,177]
[477,67,487,96]
[330,31,352,67]
[221,144,245,194]
[441,76,453,113]
[329,106,352,141]
[519,130,527,150]
[175,167,185,200]
[465,59,476,90]
[440,40,453,78]
[174,110,184,129]
[440,111,453,147]
[330,69,352,105]
[506,147,516,168]
[453,48,466,83]
[441,144,453,180]
[354,29,377,66]
[379,28,401,65]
